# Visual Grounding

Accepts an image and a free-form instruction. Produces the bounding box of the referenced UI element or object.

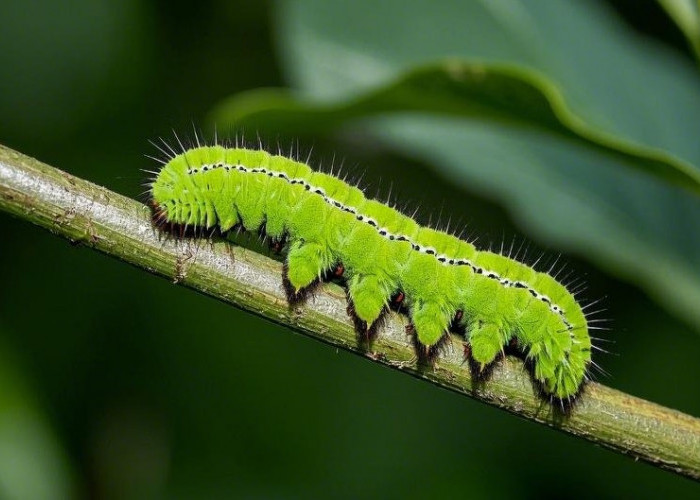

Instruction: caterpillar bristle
[159,137,178,158]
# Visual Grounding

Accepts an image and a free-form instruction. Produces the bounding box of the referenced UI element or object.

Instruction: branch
[1,143,699,481]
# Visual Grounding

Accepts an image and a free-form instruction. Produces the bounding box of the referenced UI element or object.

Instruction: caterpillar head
[149,156,205,229]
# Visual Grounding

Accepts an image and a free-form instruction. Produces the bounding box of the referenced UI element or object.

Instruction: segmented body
[150,145,592,400]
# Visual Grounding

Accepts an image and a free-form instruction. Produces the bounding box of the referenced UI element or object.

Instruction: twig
[1,143,699,481]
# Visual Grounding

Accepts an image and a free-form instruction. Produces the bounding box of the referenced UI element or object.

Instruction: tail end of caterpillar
[461,320,590,410]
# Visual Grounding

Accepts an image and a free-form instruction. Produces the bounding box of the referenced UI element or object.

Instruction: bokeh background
[2,0,700,498]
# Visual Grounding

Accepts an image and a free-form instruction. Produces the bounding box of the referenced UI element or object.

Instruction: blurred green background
[2,0,700,498]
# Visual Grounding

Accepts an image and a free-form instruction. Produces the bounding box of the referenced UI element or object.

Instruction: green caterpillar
[150,143,594,403]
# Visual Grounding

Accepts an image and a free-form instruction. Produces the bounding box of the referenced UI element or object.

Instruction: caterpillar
[148,140,596,404]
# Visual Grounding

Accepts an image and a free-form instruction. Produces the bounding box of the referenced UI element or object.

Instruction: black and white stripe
[187,162,573,330]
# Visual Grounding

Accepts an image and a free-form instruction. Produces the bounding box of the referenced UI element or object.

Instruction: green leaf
[211,62,700,195]
[209,0,700,332]
[657,0,700,62]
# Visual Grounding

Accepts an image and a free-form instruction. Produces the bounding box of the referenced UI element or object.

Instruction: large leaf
[211,0,700,331]
[212,63,700,195]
